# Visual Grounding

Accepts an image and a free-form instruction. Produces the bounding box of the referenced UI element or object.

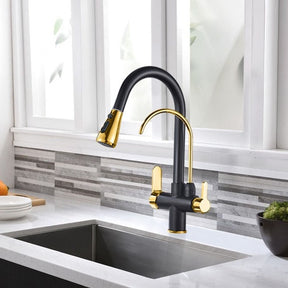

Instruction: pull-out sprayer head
[96,109,123,148]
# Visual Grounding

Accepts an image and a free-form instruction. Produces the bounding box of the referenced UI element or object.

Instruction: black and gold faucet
[97,66,210,233]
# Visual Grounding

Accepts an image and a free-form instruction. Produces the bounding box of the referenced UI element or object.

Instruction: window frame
[12,0,288,182]
[277,0,288,149]
[167,0,278,149]
[14,0,98,132]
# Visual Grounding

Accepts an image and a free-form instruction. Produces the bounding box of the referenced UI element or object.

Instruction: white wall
[0,0,14,187]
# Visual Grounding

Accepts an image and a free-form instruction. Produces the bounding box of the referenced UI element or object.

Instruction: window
[17,0,154,133]
[103,0,153,135]
[17,0,247,142]
[189,0,244,131]
[23,0,75,129]
[28,0,74,119]
[12,0,287,179]
[165,0,247,146]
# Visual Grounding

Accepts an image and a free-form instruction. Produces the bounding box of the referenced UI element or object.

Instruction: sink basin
[11,222,247,279]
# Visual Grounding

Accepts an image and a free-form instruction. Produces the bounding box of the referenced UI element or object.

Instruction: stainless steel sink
[12,223,247,279]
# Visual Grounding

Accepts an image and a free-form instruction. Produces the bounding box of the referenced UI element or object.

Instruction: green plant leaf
[190,35,197,46]
[263,201,288,221]
[49,63,64,83]
[190,22,199,46]
[55,33,69,45]
[54,19,63,35]
[120,23,134,60]
[190,22,198,30]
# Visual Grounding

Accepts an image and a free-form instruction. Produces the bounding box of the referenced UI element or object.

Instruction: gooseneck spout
[97,66,186,184]
[97,66,210,233]
[140,108,193,184]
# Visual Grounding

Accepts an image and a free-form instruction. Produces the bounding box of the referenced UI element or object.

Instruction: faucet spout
[139,108,193,184]
[97,66,186,184]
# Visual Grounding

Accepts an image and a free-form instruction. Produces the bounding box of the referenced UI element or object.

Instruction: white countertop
[0,189,287,288]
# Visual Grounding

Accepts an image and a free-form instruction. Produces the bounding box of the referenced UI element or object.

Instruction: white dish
[0,203,31,211]
[0,196,32,208]
[0,205,32,212]
[0,207,32,220]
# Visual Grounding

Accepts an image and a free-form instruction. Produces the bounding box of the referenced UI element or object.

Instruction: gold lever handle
[192,182,210,213]
[149,166,162,209]
[152,166,162,195]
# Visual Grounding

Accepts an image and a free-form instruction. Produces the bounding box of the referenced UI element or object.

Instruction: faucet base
[169,206,187,232]
[168,230,187,234]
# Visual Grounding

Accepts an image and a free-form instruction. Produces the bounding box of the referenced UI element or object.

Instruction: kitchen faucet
[97,66,210,233]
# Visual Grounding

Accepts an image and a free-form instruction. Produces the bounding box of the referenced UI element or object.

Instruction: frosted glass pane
[189,0,244,130]
[106,0,152,122]
[28,0,74,120]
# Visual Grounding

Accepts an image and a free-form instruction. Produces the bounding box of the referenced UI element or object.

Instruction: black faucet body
[110,66,198,232]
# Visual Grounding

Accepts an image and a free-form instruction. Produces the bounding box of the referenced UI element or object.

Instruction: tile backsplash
[14,147,288,238]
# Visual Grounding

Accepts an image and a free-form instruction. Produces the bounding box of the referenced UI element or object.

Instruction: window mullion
[22,0,33,127]
[95,0,110,130]
[165,0,190,140]
[248,0,278,150]
[277,0,288,149]
[151,0,167,140]
[11,0,27,128]
[72,0,97,132]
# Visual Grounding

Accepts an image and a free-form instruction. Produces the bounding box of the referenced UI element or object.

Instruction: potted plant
[257,201,288,256]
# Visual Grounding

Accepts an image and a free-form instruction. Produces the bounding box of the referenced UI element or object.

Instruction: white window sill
[12,127,288,181]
